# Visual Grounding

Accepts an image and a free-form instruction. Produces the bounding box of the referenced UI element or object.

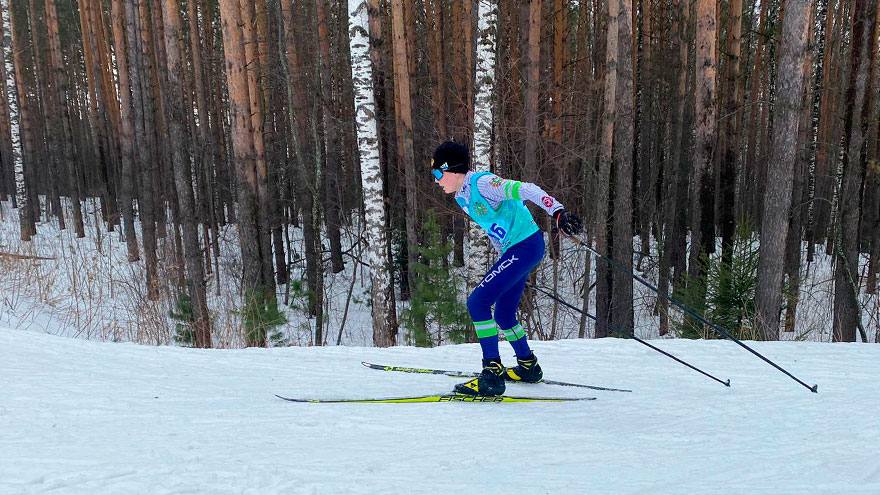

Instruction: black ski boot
[454,359,506,396]
[505,353,543,383]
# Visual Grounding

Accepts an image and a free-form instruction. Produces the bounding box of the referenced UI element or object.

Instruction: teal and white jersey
[454,171,565,253]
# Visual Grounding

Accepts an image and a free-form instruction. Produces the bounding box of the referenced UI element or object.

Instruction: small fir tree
[282,278,316,345]
[401,210,471,347]
[170,293,195,346]
[675,223,759,339]
[241,289,288,346]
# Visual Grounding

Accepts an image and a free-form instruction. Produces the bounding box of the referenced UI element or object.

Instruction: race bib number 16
[489,223,507,240]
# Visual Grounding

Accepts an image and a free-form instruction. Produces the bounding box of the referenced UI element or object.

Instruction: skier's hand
[554,209,583,236]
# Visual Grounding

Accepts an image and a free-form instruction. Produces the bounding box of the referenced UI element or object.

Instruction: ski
[275,393,595,403]
[361,362,632,393]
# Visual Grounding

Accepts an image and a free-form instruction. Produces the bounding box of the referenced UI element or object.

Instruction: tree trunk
[110,0,142,262]
[467,0,496,290]
[805,0,830,261]
[833,0,873,343]
[635,0,652,261]
[611,0,635,336]
[123,0,161,300]
[523,0,542,172]
[688,0,717,320]
[784,3,818,333]
[743,0,769,225]
[160,0,213,348]
[26,0,60,229]
[717,0,743,264]
[92,0,123,230]
[659,0,691,336]
[350,0,397,347]
[187,0,223,284]
[860,0,879,295]
[755,0,811,341]
[267,3,290,287]
[425,0,447,140]
[44,0,84,237]
[5,0,37,239]
[204,0,233,225]
[391,0,420,305]
[292,0,325,341]
[151,0,176,243]
[815,0,845,247]
[219,0,271,347]
[0,1,15,205]
[238,0,278,328]
[595,0,619,338]
[316,0,345,275]
[334,0,361,218]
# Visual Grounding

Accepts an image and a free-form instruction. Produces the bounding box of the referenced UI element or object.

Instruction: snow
[2,326,879,494]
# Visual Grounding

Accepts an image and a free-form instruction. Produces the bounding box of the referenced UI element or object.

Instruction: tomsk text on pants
[479,255,519,289]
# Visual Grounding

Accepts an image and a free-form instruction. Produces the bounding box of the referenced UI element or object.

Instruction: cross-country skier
[431,141,583,396]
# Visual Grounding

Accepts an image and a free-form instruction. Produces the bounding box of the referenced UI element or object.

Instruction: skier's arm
[475,173,565,216]
[477,173,583,236]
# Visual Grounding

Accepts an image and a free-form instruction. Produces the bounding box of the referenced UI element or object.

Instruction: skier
[431,141,583,396]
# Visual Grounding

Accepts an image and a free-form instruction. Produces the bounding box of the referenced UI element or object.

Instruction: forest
[0,0,878,348]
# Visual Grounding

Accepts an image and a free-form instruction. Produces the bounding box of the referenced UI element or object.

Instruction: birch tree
[8,0,37,240]
[467,0,497,289]
[0,0,15,205]
[350,0,397,346]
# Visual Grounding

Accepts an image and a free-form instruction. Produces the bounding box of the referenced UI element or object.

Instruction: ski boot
[505,353,543,383]
[454,359,506,396]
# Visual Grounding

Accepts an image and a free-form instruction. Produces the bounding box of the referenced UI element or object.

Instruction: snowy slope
[2,327,879,495]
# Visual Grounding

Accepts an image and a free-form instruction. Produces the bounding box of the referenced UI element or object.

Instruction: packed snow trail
[2,327,879,494]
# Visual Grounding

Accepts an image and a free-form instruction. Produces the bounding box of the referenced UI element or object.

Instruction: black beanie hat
[432,141,470,174]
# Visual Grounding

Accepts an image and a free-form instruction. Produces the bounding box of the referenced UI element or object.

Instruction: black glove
[554,209,583,236]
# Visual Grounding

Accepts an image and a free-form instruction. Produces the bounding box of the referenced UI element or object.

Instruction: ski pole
[527,283,731,388]
[566,234,819,393]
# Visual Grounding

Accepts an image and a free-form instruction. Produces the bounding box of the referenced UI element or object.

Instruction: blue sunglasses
[432,162,449,181]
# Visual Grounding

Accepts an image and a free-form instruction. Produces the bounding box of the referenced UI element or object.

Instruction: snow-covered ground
[2,326,879,494]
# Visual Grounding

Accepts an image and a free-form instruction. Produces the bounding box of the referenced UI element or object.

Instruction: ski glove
[554,209,583,236]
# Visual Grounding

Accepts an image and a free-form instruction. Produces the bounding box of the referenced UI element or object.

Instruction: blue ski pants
[467,230,545,354]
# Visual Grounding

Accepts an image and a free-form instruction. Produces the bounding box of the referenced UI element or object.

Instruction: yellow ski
[275,393,595,403]
[361,361,632,392]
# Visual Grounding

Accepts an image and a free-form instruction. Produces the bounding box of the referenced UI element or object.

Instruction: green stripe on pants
[474,319,498,339]
[502,324,526,341]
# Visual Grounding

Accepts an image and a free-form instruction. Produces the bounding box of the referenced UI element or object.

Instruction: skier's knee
[467,291,490,319]
[495,313,517,331]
